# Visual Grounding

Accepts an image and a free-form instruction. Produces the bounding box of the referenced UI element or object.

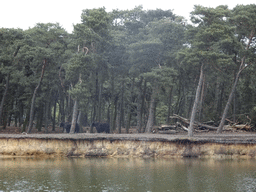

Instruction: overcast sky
[1,0,255,33]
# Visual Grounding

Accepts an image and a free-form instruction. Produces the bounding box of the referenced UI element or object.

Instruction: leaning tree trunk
[217,30,255,133]
[188,64,204,137]
[27,59,47,133]
[217,64,244,133]
[0,73,9,126]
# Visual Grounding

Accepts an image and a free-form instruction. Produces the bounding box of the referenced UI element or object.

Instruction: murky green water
[0,157,256,192]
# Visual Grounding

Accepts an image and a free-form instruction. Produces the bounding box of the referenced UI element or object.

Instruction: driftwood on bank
[170,114,252,132]
[170,114,218,130]
[223,124,252,131]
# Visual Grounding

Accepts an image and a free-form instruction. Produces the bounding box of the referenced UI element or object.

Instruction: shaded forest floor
[0,125,255,137]
[0,125,141,134]
[0,126,64,134]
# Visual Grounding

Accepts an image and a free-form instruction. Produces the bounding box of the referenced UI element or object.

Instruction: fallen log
[176,122,188,131]
[170,114,218,130]
[170,114,189,125]
[159,124,176,130]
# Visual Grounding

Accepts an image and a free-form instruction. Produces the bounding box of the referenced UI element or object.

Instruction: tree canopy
[0,5,255,135]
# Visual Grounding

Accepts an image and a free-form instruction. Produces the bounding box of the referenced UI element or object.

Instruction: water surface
[0,157,256,191]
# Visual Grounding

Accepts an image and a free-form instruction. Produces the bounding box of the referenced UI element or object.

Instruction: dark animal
[92,122,110,133]
[60,122,80,133]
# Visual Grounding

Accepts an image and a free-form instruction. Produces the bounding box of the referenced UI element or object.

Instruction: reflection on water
[0,157,256,192]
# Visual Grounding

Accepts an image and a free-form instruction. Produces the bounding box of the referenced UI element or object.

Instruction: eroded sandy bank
[1,133,256,158]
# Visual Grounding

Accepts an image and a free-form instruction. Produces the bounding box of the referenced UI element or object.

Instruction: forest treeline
[0,5,255,134]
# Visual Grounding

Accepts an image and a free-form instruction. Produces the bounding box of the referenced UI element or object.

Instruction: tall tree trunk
[166,86,173,124]
[22,108,30,132]
[141,80,147,133]
[125,78,135,133]
[36,102,44,131]
[145,84,158,133]
[233,88,236,123]
[136,77,143,133]
[14,99,18,127]
[110,75,115,133]
[0,73,10,126]
[18,102,23,127]
[232,70,236,123]
[70,100,78,133]
[27,59,47,133]
[95,71,99,122]
[77,110,82,133]
[188,64,204,137]
[118,80,124,134]
[214,76,220,120]
[112,97,118,132]
[44,100,49,133]
[198,75,205,122]
[52,98,57,131]
[59,91,65,123]
[67,85,72,122]
[98,82,102,122]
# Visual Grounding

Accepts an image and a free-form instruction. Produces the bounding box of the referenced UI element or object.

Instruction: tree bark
[188,64,204,137]
[27,59,47,133]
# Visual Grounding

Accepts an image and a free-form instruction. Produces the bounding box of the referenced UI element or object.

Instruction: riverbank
[1,133,256,158]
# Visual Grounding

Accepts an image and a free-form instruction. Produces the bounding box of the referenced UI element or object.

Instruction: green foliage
[1,5,256,130]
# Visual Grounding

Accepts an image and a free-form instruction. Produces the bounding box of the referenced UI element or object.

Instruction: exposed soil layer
[1,126,256,158]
